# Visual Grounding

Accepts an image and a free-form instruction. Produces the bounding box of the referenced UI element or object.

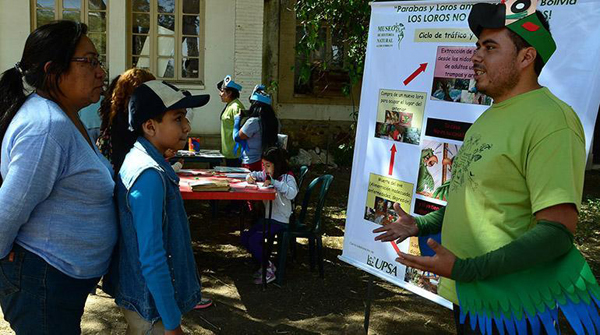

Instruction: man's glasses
[71,57,104,70]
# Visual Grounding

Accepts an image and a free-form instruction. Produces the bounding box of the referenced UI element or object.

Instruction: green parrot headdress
[468,0,556,64]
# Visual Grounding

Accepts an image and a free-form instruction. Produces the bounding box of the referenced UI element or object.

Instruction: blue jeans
[0,244,99,335]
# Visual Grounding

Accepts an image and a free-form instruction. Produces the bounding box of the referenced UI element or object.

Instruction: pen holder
[188,137,201,152]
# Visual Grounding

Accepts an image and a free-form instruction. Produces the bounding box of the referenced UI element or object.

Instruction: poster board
[340,0,600,309]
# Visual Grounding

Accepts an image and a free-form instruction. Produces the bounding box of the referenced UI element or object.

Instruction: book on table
[188,179,230,192]
[213,166,250,173]
[224,173,248,179]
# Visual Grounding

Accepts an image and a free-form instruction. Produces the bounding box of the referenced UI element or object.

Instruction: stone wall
[192,118,355,154]
[280,119,355,155]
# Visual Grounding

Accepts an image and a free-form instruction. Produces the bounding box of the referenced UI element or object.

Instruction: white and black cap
[129,80,210,131]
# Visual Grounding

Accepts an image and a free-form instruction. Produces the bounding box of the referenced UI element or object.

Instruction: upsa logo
[376,23,405,49]
[366,254,398,276]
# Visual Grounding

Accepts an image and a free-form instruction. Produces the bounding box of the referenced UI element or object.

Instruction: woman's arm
[233,115,249,141]
[0,133,65,256]
[237,117,261,142]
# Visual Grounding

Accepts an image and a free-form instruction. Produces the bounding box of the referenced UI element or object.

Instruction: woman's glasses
[71,57,104,70]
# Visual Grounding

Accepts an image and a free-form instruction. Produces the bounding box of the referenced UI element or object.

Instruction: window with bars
[278,1,357,104]
[32,0,108,69]
[294,24,348,97]
[130,0,204,83]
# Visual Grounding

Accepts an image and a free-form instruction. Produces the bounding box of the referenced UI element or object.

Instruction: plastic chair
[289,165,309,259]
[275,174,334,284]
[293,165,309,208]
[297,166,309,190]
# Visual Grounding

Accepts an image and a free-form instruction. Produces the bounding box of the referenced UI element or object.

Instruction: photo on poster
[416,139,461,201]
[364,196,399,225]
[375,90,426,145]
[364,173,413,225]
[430,46,492,105]
[404,236,441,294]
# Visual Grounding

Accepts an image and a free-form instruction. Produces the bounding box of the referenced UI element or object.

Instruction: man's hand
[165,325,185,335]
[247,175,256,184]
[396,238,456,278]
[373,203,419,243]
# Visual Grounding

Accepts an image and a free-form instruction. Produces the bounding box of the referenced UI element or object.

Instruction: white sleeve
[271,175,298,200]
[246,170,266,182]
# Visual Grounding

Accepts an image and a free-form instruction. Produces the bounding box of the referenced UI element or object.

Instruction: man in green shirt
[218,75,245,166]
[374,3,600,334]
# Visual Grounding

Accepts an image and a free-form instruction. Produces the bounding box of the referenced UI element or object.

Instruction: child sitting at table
[241,146,298,284]
[103,80,211,334]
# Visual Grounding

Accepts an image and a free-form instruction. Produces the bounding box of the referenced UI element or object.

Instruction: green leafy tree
[294,0,370,96]
[294,1,372,166]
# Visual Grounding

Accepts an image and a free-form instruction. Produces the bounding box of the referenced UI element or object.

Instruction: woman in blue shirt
[233,86,280,171]
[0,21,117,334]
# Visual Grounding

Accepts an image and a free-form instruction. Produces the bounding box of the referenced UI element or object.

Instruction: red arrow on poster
[403,63,428,86]
[390,240,401,255]
[389,144,397,176]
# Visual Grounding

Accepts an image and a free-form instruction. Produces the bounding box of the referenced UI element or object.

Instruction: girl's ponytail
[0,65,28,149]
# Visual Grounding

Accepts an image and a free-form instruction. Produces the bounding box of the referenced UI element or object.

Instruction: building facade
[0,0,355,151]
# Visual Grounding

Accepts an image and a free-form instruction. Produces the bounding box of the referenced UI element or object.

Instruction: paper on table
[177,150,196,157]
[236,181,274,190]
[178,169,202,176]
[224,173,248,179]
[213,166,251,173]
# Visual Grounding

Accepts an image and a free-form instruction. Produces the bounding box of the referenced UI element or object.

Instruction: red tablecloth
[178,170,276,288]
[179,175,276,201]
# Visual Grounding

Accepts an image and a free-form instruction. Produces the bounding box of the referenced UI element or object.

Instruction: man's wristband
[451,220,573,282]
[415,206,446,236]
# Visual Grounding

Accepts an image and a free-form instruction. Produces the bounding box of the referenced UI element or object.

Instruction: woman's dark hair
[224,87,240,100]
[248,101,279,151]
[262,146,290,180]
[0,20,87,154]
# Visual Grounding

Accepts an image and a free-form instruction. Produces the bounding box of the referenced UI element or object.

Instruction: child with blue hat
[218,75,245,166]
[232,84,279,171]
[249,84,272,105]
[103,80,213,333]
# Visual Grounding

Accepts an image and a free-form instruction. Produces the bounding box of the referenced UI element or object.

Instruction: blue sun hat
[250,84,272,105]
[217,75,242,92]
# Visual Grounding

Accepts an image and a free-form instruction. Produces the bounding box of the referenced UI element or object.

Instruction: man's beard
[476,61,521,100]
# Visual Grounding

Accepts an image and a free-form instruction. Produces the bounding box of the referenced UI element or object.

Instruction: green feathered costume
[441,3,600,334]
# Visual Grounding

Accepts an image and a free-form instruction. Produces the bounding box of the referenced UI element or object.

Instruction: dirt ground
[1,167,599,334]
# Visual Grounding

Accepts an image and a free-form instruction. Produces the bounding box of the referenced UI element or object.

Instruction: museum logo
[366,254,398,276]
[376,23,405,49]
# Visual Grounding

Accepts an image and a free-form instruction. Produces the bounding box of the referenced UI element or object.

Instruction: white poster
[340,0,600,309]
